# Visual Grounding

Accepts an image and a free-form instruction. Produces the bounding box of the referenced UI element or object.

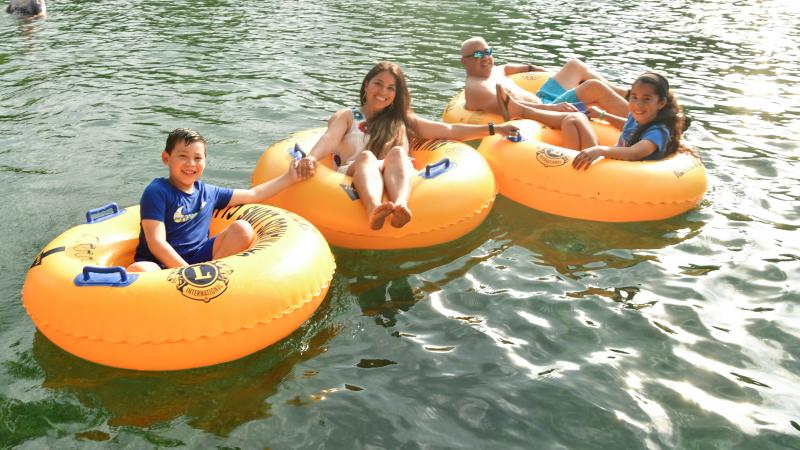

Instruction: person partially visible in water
[6,0,46,18]
[572,72,691,170]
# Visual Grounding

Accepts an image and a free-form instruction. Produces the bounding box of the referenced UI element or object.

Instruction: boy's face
[162,140,206,192]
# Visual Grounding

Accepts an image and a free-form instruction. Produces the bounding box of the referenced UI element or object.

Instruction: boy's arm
[228,160,300,206]
[141,219,189,268]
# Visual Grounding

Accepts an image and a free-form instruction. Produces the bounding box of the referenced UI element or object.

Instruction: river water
[1,0,799,448]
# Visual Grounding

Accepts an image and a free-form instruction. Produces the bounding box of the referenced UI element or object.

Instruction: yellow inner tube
[251,128,497,249]
[477,120,707,222]
[22,203,335,371]
[442,72,707,221]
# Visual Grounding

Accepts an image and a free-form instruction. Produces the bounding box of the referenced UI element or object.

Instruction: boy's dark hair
[164,128,207,155]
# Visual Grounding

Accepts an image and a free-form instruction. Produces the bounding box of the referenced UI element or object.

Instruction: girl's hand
[496,122,520,137]
[572,146,608,170]
[296,156,318,179]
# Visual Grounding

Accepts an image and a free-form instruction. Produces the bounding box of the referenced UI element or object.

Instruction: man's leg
[573,80,628,117]
[551,58,627,96]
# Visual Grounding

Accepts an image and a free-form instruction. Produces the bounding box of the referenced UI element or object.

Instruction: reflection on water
[490,197,706,279]
[1,0,800,448]
[16,295,341,442]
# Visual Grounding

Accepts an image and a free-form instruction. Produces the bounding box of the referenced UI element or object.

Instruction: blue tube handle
[82,266,129,282]
[74,265,138,287]
[289,143,307,160]
[424,158,451,178]
[507,131,523,143]
[85,202,120,223]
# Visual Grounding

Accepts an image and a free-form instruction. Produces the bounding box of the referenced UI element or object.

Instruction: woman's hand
[296,156,318,179]
[496,122,520,137]
[572,146,608,170]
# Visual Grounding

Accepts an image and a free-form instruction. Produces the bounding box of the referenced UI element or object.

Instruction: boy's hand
[285,160,302,183]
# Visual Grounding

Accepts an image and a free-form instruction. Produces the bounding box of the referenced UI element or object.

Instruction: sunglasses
[464,47,493,59]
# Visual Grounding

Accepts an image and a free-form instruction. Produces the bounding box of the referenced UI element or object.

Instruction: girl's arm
[406,114,519,141]
[141,219,189,268]
[587,107,627,130]
[297,109,352,178]
[571,140,658,170]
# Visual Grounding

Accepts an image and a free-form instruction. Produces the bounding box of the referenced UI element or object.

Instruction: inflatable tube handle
[507,131,524,143]
[289,143,307,160]
[422,158,452,179]
[86,202,123,224]
[74,266,139,287]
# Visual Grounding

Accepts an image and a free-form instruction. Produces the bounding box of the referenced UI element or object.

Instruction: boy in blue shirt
[128,128,298,272]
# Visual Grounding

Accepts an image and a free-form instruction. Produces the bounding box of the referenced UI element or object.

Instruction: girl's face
[364,70,397,110]
[628,81,667,124]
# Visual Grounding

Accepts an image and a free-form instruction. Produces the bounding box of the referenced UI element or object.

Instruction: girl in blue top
[572,72,689,170]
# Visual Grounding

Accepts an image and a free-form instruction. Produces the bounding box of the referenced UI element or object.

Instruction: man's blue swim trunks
[536,78,579,105]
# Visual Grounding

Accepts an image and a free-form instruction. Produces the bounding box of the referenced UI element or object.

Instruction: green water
[2,0,799,448]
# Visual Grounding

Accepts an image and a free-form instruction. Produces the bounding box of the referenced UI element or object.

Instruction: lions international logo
[536,147,569,167]
[167,261,232,302]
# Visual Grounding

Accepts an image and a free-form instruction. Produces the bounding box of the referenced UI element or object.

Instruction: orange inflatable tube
[22,203,335,371]
[477,120,707,222]
[251,128,496,249]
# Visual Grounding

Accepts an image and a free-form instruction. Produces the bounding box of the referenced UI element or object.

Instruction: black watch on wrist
[488,122,495,135]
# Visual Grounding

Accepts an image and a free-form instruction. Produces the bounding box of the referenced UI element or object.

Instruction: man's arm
[141,219,189,268]
[503,63,547,76]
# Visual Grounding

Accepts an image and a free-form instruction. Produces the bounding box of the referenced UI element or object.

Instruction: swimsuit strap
[350,107,365,122]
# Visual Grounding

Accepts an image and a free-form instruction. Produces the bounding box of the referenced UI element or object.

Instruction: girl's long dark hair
[628,72,691,157]
[359,61,411,156]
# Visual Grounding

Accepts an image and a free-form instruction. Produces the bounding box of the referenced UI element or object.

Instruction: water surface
[1,0,799,448]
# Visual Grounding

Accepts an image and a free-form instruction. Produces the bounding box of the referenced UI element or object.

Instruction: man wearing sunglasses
[460,36,628,121]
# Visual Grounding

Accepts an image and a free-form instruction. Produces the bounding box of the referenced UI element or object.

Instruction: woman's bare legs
[350,151,394,230]
[381,146,413,228]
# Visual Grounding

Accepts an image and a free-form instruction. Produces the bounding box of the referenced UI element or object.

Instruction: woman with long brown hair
[296,61,518,230]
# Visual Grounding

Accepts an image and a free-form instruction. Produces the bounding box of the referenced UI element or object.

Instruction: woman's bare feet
[368,201,395,230]
[390,204,412,228]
